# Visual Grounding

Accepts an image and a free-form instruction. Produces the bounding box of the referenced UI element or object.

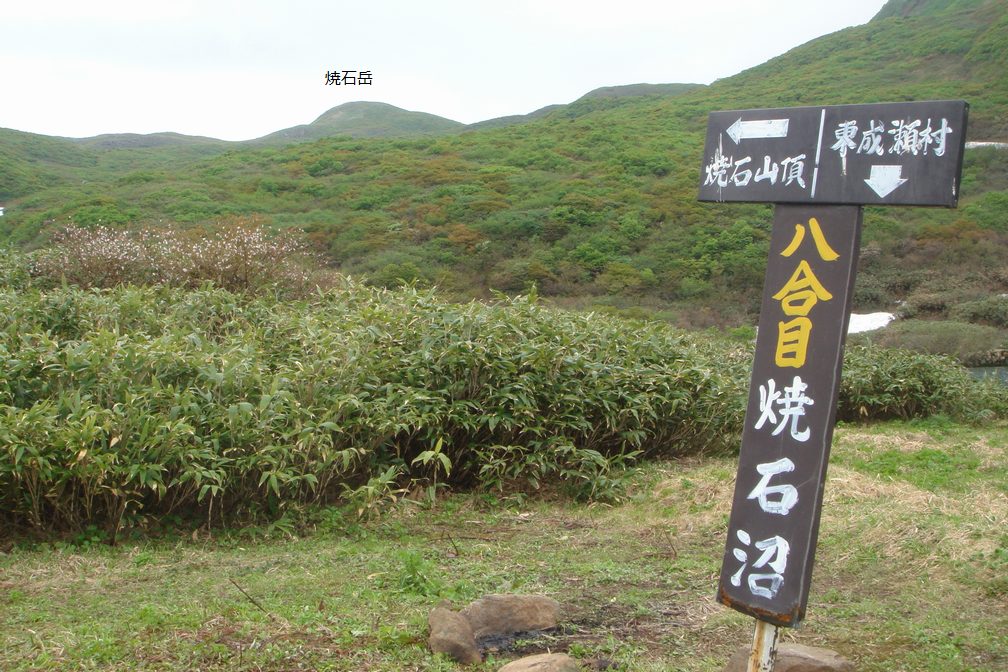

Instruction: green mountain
[873,0,991,19]
[2,0,1007,340]
[253,101,464,143]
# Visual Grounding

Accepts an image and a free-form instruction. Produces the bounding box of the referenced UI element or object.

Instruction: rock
[723,643,854,672]
[428,606,481,664]
[498,653,580,672]
[461,594,561,639]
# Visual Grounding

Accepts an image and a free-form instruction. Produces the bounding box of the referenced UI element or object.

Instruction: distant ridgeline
[873,0,992,19]
[1,0,1006,361]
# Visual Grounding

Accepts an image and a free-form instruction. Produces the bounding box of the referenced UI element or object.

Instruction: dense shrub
[838,345,1000,421]
[951,296,1008,328]
[0,277,750,532]
[896,292,956,319]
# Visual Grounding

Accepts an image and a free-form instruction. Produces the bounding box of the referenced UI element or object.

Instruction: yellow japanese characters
[772,218,838,368]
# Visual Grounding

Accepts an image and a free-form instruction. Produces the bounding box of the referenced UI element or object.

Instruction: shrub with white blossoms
[29,218,320,295]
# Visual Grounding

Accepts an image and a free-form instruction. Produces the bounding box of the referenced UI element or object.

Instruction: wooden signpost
[698,100,968,671]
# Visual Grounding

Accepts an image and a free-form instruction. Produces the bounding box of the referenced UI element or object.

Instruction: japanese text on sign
[729,217,839,600]
[703,140,807,191]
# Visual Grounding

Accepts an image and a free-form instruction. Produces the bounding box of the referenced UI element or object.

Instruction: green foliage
[395,550,443,597]
[8,0,1008,519]
[0,258,749,532]
[951,296,1008,327]
[0,248,31,290]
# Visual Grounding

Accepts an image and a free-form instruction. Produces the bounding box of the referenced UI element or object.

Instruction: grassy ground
[2,420,1006,671]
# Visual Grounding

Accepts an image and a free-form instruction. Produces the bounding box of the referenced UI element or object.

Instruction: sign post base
[748,618,780,672]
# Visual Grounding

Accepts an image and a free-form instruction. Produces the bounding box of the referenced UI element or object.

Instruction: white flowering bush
[29,218,320,295]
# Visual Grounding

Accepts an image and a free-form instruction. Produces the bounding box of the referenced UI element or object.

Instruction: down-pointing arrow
[864,165,909,198]
[726,117,790,144]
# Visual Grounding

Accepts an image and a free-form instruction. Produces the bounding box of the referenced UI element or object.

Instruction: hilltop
[253,101,464,144]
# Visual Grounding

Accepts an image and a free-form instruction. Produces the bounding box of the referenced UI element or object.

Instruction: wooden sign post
[698,100,968,671]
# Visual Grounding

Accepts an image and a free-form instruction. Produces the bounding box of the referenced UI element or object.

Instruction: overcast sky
[2,0,886,142]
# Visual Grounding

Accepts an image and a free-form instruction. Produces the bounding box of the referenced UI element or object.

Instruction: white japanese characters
[730,530,791,599]
[747,458,799,515]
[703,135,808,192]
[754,376,814,442]
[703,108,958,204]
[829,117,953,165]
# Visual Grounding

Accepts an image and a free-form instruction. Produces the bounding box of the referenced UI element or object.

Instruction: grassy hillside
[1,0,1007,342]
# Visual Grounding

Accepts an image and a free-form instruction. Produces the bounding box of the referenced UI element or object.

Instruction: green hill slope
[577,83,705,100]
[2,0,1007,335]
[0,128,98,201]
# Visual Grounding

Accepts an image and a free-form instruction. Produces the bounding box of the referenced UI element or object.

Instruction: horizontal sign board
[698,100,968,207]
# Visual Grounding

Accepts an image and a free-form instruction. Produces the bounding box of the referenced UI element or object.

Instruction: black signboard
[698,100,968,207]
[716,205,861,626]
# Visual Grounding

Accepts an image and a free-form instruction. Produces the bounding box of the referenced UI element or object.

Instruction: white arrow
[726,117,790,144]
[864,165,909,198]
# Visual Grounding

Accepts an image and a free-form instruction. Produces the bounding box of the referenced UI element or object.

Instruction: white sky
[1,1,885,142]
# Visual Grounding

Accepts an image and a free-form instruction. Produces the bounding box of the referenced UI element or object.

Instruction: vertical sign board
[698,100,967,627]
[718,204,860,625]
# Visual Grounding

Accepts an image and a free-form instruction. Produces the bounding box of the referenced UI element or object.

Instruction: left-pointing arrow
[864,165,909,198]
[726,117,790,144]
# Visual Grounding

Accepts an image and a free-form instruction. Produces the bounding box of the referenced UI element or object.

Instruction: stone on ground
[497,652,580,672]
[460,594,561,639]
[428,606,481,664]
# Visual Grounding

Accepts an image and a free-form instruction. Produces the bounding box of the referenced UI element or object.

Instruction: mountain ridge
[9,83,711,148]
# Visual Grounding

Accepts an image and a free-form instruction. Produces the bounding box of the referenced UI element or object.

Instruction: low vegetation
[2,4,1005,668]
[1,242,1003,537]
